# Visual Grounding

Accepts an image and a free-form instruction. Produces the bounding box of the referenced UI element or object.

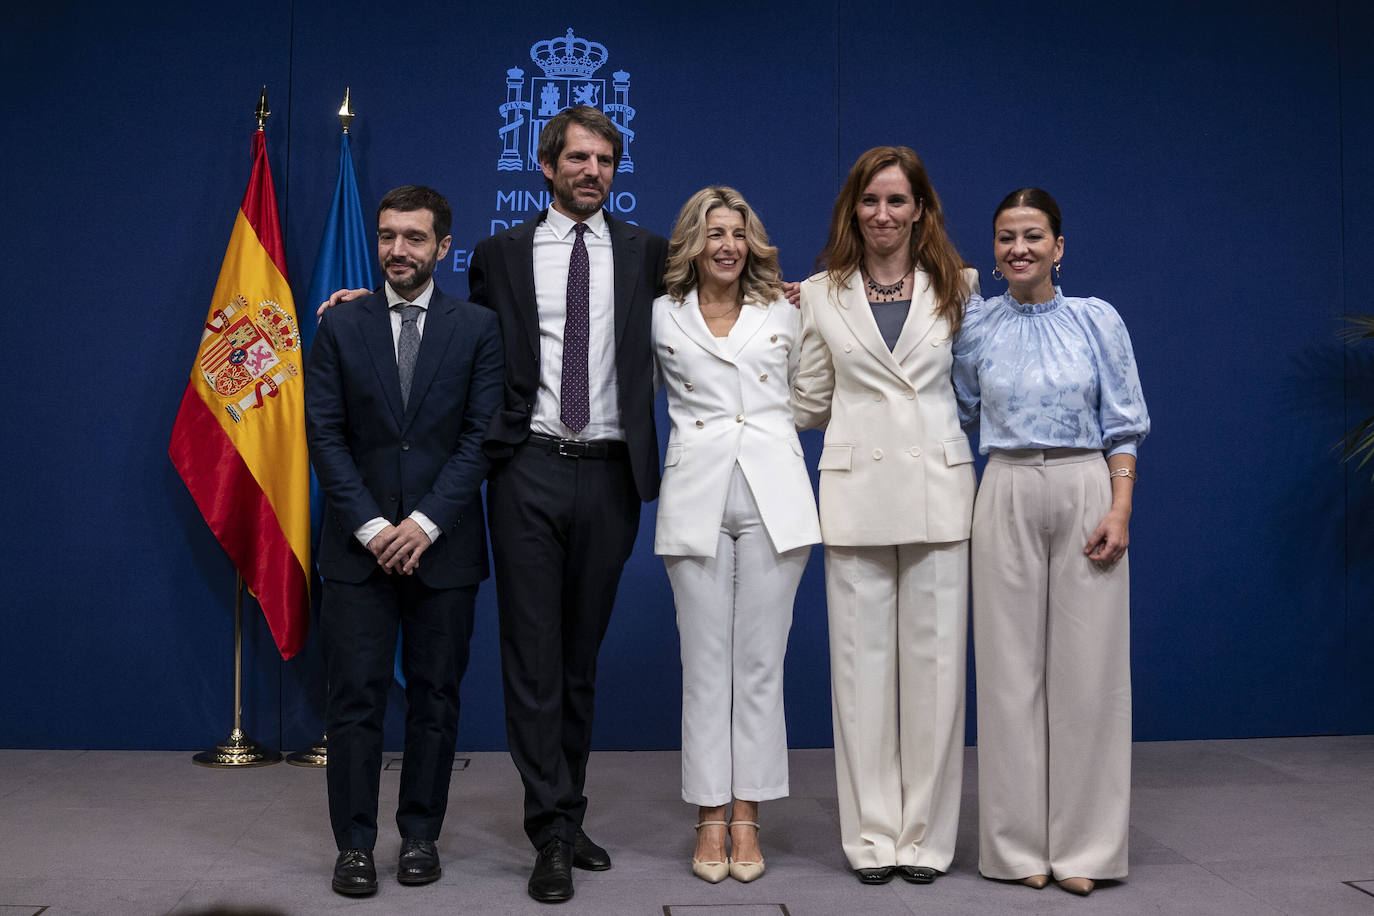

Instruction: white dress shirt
[353,280,440,549]
[530,207,623,441]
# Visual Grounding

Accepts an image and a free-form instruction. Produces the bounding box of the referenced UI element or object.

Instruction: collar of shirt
[543,206,607,242]
[384,279,435,311]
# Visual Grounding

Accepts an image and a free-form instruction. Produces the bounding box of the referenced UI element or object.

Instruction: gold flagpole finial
[338,87,355,134]
[255,86,270,130]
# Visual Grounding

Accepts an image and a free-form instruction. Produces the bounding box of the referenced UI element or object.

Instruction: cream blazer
[792,268,978,547]
[653,291,821,558]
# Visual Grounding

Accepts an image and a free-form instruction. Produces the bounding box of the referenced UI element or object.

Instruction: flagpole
[287,87,356,769]
[193,574,283,767]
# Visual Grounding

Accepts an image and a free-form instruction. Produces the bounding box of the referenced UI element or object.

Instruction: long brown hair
[664,186,784,306]
[817,146,971,333]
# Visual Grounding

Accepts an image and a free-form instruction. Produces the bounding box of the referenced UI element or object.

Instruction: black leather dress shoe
[896,865,938,884]
[397,837,441,885]
[571,828,612,871]
[855,865,896,885]
[332,848,377,896]
[528,839,574,903]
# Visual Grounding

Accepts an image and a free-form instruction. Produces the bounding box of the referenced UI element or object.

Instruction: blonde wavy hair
[664,186,784,306]
[817,146,972,334]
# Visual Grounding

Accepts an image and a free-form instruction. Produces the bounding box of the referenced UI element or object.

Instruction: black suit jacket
[467,210,668,502]
[305,285,504,589]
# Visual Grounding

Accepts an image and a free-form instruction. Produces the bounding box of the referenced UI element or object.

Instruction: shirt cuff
[354,517,388,548]
[409,510,440,544]
[1105,436,1140,458]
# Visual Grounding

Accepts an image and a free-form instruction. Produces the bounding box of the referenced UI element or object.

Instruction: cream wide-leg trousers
[825,539,969,871]
[973,448,1131,881]
[665,464,810,806]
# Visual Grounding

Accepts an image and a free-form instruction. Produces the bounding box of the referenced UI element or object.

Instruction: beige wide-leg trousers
[666,465,810,806]
[973,448,1131,881]
[825,540,969,871]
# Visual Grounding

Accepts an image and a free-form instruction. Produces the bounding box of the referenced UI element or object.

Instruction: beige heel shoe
[1058,877,1095,896]
[691,820,729,884]
[1019,874,1050,889]
[727,820,765,882]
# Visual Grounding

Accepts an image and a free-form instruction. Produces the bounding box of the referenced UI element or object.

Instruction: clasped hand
[367,518,431,575]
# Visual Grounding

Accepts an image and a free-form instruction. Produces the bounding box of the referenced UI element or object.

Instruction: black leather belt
[526,433,628,459]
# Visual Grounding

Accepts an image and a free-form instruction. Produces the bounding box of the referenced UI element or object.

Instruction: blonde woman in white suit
[792,147,978,886]
[653,186,821,884]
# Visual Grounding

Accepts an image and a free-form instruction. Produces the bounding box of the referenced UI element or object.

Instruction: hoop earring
[1054,260,1062,279]
[992,266,1004,281]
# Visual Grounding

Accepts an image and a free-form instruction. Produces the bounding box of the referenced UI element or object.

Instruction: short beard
[557,183,606,217]
[385,258,435,294]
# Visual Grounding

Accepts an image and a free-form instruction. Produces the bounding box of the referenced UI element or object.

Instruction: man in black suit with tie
[305,186,504,897]
[468,106,667,903]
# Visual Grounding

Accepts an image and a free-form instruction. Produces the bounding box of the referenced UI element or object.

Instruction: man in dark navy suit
[305,186,503,897]
[468,106,667,903]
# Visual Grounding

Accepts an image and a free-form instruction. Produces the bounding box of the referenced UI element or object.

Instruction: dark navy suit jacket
[304,285,504,589]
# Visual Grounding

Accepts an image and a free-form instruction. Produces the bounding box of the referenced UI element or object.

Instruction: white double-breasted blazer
[652,291,821,558]
[792,268,978,547]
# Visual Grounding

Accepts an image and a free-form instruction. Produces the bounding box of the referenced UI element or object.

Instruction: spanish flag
[170,128,310,660]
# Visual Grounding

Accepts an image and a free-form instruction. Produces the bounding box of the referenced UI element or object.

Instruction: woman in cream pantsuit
[792,147,977,886]
[953,188,1148,898]
[653,187,821,884]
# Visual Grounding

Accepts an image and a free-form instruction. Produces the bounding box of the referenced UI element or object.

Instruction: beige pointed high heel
[1019,874,1050,889]
[727,820,765,882]
[691,820,729,883]
[1058,876,1095,896]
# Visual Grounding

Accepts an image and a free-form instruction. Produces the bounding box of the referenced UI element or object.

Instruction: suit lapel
[668,289,730,363]
[832,273,908,382]
[401,291,457,431]
[720,299,768,361]
[361,295,405,425]
[608,215,642,352]
[890,270,939,366]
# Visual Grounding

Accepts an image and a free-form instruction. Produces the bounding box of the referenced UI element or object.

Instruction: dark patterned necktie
[394,303,422,410]
[561,222,590,433]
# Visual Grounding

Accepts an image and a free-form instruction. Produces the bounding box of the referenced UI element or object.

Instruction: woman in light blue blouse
[953,188,1148,898]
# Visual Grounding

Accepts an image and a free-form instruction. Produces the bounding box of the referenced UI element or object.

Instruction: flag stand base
[194,727,282,768]
[286,733,328,768]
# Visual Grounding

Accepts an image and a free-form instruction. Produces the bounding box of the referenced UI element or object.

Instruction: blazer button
[770,334,778,343]
[759,373,768,382]
[872,448,884,459]
[843,343,853,353]
[401,441,410,451]
[667,346,675,354]
[905,390,915,399]
[695,420,704,428]
[873,391,883,402]
[909,446,922,457]
[684,382,694,391]
[736,414,745,423]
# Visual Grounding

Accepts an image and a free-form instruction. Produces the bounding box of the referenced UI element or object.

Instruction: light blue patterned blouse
[952,290,1150,457]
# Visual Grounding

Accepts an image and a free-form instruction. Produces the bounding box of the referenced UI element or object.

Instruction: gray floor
[1,737,1372,915]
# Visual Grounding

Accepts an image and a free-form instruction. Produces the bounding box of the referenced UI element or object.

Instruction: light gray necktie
[394,303,422,409]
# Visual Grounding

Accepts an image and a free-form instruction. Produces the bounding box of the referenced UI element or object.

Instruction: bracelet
[1109,468,1138,481]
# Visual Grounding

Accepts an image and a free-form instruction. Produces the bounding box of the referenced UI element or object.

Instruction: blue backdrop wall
[2,0,1370,752]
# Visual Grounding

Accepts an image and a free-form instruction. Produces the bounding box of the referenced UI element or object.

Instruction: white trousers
[825,539,969,870]
[665,465,810,806]
[973,449,1131,881]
